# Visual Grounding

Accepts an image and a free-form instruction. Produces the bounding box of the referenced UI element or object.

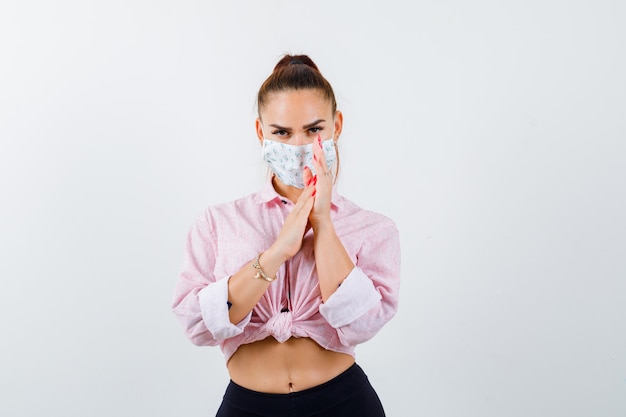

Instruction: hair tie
[290,59,303,65]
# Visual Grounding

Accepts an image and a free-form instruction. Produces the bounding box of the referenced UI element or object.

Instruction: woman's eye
[308,127,322,134]
[272,130,289,136]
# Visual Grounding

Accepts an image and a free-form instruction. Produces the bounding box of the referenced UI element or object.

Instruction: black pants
[215,363,386,417]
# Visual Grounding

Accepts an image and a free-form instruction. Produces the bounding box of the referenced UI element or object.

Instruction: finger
[309,178,317,198]
[314,134,326,165]
[312,137,326,176]
[303,165,313,186]
[293,189,315,222]
[313,139,332,184]
[294,181,315,209]
[302,189,315,211]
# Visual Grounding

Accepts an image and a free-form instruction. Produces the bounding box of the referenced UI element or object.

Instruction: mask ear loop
[260,128,275,182]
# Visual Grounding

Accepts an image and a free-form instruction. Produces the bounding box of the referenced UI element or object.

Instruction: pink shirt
[171,180,401,363]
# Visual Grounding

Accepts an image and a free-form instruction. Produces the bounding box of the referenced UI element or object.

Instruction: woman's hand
[305,134,333,228]
[268,178,316,261]
[303,135,354,301]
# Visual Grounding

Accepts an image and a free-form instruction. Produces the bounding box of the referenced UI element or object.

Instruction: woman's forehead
[261,89,333,122]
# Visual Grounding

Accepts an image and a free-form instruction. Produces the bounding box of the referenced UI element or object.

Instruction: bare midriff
[227,337,355,394]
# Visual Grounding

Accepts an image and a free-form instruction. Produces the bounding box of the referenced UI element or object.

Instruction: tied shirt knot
[266,310,293,342]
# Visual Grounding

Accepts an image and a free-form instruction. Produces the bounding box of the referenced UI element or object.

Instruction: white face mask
[262,137,337,189]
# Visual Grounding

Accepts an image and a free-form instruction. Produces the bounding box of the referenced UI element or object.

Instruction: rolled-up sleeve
[198,276,251,340]
[171,210,251,346]
[319,218,401,346]
[318,267,381,327]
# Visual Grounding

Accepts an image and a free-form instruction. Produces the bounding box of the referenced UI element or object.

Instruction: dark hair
[257,54,337,116]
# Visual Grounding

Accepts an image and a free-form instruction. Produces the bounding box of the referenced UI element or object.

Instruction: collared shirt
[171,180,401,363]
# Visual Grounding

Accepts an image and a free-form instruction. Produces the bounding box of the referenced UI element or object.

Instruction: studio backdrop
[0,1,624,416]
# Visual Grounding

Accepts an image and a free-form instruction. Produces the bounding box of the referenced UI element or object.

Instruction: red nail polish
[313,154,318,162]
[317,135,322,146]
[312,189,316,197]
[313,175,318,185]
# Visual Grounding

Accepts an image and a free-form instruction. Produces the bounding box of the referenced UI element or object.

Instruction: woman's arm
[307,135,400,344]
[311,219,354,302]
[307,135,354,301]
[227,181,316,323]
[319,219,401,346]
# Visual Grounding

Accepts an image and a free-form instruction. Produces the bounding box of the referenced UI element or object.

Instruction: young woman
[172,54,401,417]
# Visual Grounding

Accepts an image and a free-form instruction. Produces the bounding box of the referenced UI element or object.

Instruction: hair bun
[258,53,336,115]
[274,54,320,72]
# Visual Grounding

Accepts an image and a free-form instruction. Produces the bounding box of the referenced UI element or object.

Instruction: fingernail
[317,135,322,146]
[313,175,318,185]
[313,154,318,161]
[312,189,316,197]
[306,177,312,186]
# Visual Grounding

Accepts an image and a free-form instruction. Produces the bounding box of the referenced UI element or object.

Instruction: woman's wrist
[310,215,333,232]
[264,244,291,266]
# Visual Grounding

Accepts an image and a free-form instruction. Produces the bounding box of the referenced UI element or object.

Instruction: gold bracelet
[252,253,276,282]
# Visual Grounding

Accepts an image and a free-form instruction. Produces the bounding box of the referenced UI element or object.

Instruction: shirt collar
[254,177,342,210]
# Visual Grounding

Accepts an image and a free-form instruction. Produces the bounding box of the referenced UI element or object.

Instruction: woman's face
[256,89,342,145]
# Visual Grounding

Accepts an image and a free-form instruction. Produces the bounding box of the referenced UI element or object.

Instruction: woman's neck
[272,176,303,204]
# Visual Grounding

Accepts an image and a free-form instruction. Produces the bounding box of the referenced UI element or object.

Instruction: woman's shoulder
[201,189,263,218]
[335,193,398,232]
[185,189,257,228]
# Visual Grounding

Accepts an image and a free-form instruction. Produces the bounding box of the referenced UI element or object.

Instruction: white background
[1,1,625,416]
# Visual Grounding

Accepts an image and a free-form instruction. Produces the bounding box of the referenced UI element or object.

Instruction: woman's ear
[333,110,343,141]
[255,118,264,145]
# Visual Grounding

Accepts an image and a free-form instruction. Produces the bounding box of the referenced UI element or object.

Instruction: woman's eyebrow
[269,123,291,131]
[269,119,326,131]
[303,119,325,130]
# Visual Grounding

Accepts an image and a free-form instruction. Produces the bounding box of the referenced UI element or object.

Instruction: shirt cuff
[198,276,251,340]
[318,266,382,328]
